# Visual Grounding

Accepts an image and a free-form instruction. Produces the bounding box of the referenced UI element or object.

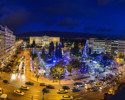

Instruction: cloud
[96,28,112,32]
[58,18,82,26]
[0,6,30,31]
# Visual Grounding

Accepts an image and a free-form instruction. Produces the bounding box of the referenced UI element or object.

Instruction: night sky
[0,0,125,38]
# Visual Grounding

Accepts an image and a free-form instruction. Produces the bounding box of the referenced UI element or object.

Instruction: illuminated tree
[67,64,73,73]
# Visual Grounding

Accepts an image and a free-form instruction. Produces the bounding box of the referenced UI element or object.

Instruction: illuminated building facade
[90,38,125,55]
[30,36,60,47]
[0,25,16,67]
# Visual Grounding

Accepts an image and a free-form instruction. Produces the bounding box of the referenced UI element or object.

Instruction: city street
[0,49,106,100]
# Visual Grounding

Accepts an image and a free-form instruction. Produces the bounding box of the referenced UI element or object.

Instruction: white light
[22,75,25,80]
[11,74,16,80]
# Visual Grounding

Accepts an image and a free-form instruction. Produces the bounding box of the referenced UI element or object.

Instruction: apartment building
[0,25,16,67]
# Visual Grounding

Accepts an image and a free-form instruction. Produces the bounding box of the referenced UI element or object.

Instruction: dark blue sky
[0,0,125,38]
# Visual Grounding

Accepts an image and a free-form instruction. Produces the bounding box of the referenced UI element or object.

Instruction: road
[0,49,105,100]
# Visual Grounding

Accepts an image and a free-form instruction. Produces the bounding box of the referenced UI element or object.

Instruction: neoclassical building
[30,35,60,46]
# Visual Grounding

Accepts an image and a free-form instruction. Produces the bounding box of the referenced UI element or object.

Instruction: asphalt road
[0,72,104,100]
[0,49,105,100]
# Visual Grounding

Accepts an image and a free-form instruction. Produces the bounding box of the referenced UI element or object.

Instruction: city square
[0,0,125,100]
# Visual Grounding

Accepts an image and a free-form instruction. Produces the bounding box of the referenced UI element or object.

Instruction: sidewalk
[25,70,74,85]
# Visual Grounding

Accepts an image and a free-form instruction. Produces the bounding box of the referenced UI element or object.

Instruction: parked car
[57,89,68,94]
[42,88,50,93]
[0,88,3,95]
[25,81,34,85]
[14,90,24,95]
[3,80,9,84]
[46,85,55,89]
[40,83,46,86]
[62,86,70,90]
[71,87,80,92]
[61,95,73,100]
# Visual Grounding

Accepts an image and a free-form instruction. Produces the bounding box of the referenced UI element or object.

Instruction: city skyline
[0,0,125,38]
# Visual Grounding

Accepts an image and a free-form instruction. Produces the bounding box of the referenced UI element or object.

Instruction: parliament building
[30,35,60,47]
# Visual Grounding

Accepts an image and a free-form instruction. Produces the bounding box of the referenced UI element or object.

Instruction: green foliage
[31,53,38,60]
[50,65,65,76]
[67,64,73,73]
[50,60,66,76]
[70,59,81,68]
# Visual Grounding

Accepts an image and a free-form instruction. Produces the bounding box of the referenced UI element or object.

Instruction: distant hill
[15,31,107,40]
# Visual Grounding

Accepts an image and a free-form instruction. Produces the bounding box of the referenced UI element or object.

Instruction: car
[40,83,46,86]
[61,95,73,100]
[0,88,3,95]
[25,81,34,85]
[74,82,84,87]
[46,85,55,89]
[42,88,50,93]
[12,70,16,73]
[57,89,68,94]
[3,80,8,83]
[62,86,70,90]
[108,89,114,94]
[20,85,29,90]
[71,87,80,92]
[95,83,102,87]
[14,90,24,95]
[3,68,11,72]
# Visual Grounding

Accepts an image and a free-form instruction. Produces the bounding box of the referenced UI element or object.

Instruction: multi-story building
[0,25,16,67]
[30,35,60,47]
[90,38,125,56]
[91,39,106,54]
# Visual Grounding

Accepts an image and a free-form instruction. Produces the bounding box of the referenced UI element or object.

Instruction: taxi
[61,95,73,100]
[57,89,68,94]
[14,90,24,95]
[20,85,29,90]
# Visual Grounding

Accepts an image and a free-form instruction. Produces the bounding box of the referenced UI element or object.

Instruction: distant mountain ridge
[15,31,107,39]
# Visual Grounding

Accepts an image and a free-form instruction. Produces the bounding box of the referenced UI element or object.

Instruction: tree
[49,42,54,56]
[70,42,80,56]
[41,48,45,59]
[58,44,62,59]
[31,40,36,47]
[50,64,65,84]
[67,64,73,73]
[31,52,38,60]
[55,42,58,58]
[70,58,81,68]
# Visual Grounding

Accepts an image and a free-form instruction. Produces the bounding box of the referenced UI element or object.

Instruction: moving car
[20,85,29,90]
[42,88,49,93]
[46,85,55,89]
[74,82,84,87]
[62,86,70,90]
[71,87,80,92]
[61,95,73,100]
[0,88,3,95]
[14,90,24,95]
[40,83,46,86]
[57,89,68,94]
[3,80,9,84]
[25,81,34,85]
